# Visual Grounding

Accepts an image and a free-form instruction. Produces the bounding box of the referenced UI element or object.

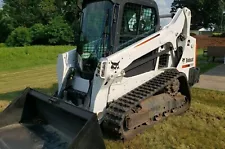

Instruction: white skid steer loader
[0,0,200,148]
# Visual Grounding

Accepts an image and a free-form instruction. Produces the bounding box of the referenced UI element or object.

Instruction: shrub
[30,23,48,45]
[0,43,6,47]
[0,10,14,43]
[212,32,222,37]
[190,32,197,36]
[45,16,75,45]
[211,32,225,38]
[6,27,32,47]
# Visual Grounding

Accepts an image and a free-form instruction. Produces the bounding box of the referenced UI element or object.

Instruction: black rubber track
[102,69,191,140]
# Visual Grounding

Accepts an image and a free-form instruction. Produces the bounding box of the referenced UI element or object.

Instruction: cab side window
[119,3,157,45]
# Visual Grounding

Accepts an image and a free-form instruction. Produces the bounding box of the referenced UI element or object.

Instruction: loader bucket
[0,88,106,149]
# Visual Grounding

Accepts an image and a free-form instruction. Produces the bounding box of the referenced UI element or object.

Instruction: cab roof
[82,0,158,9]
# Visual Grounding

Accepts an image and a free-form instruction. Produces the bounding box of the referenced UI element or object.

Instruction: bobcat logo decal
[111,61,120,70]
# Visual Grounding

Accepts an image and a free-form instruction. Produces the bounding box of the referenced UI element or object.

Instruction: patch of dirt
[194,35,225,49]
[0,101,9,111]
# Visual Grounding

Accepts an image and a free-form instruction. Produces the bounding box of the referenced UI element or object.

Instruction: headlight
[100,61,107,79]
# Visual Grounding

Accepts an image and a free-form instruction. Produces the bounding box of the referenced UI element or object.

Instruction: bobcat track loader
[0,0,200,148]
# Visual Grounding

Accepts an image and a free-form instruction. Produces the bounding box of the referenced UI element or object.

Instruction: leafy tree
[0,8,14,42]
[3,0,42,27]
[6,27,32,47]
[55,0,81,43]
[38,0,58,24]
[171,0,225,29]
[30,23,48,45]
[1,0,79,45]
[45,16,74,45]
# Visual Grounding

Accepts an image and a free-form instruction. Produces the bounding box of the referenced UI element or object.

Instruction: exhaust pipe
[0,88,106,149]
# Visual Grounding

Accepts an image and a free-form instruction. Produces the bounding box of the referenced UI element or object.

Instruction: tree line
[171,0,225,30]
[0,0,225,47]
[0,0,80,46]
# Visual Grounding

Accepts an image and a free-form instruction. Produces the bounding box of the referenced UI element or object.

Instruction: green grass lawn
[0,45,74,72]
[0,46,224,148]
[0,45,218,73]
[0,73,224,148]
[105,88,225,149]
[197,49,221,74]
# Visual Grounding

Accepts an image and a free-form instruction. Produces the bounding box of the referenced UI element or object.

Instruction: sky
[156,0,174,15]
[155,0,174,26]
[0,0,3,8]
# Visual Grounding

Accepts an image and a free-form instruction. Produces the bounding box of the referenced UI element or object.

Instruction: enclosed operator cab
[76,0,160,80]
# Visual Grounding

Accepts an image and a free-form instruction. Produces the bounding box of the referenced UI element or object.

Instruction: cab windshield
[78,1,113,59]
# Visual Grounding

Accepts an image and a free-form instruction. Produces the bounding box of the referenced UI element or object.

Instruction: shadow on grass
[0,83,58,102]
[197,53,222,75]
